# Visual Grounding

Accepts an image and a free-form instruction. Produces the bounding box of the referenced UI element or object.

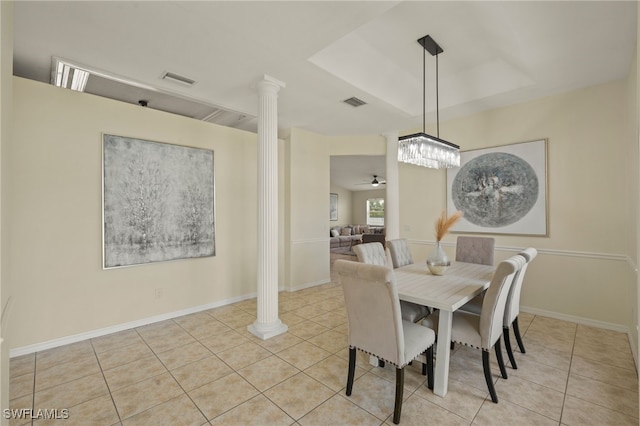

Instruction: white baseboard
[287,278,331,293]
[520,305,630,333]
[10,293,257,358]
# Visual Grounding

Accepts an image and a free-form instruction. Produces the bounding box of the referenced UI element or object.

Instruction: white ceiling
[12,1,637,190]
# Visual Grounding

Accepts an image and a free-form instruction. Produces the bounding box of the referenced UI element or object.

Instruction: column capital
[254,74,286,95]
[381,130,399,141]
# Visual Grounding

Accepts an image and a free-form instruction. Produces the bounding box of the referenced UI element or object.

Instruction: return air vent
[342,96,367,107]
[161,71,196,86]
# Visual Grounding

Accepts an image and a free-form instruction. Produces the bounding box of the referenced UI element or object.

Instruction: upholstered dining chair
[387,239,431,320]
[354,242,428,323]
[458,248,537,369]
[422,255,525,403]
[335,259,435,424]
[455,236,495,265]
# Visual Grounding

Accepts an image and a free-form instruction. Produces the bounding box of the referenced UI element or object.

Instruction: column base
[247,319,288,340]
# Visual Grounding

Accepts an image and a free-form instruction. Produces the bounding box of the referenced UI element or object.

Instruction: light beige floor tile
[331,322,349,335]
[287,320,330,340]
[205,304,246,320]
[176,317,232,340]
[10,372,34,400]
[33,394,119,426]
[200,329,249,354]
[387,392,470,426]
[561,395,638,425]
[507,355,569,393]
[299,394,380,426]
[209,394,294,426]
[447,347,500,393]
[216,311,256,330]
[103,355,167,391]
[308,311,347,329]
[307,330,348,353]
[277,341,332,371]
[289,304,330,320]
[575,324,630,348]
[264,373,335,420]
[8,394,33,426]
[472,398,557,426]
[237,355,299,392]
[256,332,303,354]
[35,354,101,392]
[413,377,487,420]
[135,320,181,340]
[571,355,638,391]
[233,298,257,313]
[121,394,207,426]
[36,341,95,370]
[303,354,367,392]
[91,329,144,354]
[173,311,215,329]
[96,340,155,371]
[367,362,428,395]
[566,373,638,418]
[216,341,272,370]
[189,372,259,420]
[171,355,233,391]
[140,328,197,354]
[520,327,575,353]
[494,376,564,420]
[572,339,636,371]
[278,311,306,326]
[156,341,212,370]
[111,372,183,420]
[10,354,35,378]
[340,371,398,421]
[525,318,576,343]
[34,372,109,411]
[516,339,572,371]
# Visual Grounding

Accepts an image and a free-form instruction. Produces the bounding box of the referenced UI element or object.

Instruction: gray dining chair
[387,238,431,320]
[422,255,524,403]
[458,248,537,369]
[455,236,495,265]
[335,259,435,424]
[354,242,428,323]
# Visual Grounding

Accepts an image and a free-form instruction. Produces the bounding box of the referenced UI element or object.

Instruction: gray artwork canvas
[103,134,215,268]
[447,139,547,236]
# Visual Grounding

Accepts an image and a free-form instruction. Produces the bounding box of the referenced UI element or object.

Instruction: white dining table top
[394,261,495,311]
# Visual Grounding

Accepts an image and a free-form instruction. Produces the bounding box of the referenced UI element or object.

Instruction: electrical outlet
[155,288,163,299]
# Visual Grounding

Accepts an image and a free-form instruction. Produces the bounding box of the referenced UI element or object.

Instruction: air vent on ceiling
[343,96,366,107]
[161,71,196,86]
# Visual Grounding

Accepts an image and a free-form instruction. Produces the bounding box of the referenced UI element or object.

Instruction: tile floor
[8,254,639,425]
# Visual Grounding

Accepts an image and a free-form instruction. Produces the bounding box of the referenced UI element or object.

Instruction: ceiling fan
[356,175,386,187]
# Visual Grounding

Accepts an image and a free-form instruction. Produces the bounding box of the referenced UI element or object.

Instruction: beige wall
[401,80,634,329]
[1,0,12,417]
[9,78,268,350]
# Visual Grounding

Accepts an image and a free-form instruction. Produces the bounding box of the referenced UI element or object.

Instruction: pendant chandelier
[398,35,460,169]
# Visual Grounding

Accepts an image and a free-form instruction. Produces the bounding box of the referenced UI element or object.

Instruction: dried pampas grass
[435,210,463,241]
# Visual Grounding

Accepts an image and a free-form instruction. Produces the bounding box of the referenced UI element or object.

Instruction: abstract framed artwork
[102,134,215,268]
[330,193,338,221]
[446,139,548,236]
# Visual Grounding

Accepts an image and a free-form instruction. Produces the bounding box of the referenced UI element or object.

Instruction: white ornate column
[384,131,400,240]
[248,75,288,340]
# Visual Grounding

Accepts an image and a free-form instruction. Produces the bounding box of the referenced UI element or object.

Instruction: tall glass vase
[427,241,450,275]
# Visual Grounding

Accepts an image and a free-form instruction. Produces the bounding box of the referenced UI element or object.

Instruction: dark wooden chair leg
[426,346,434,390]
[503,327,518,369]
[378,359,385,368]
[513,317,526,353]
[482,350,498,403]
[495,340,508,379]
[450,341,455,350]
[346,347,356,396]
[393,368,404,424]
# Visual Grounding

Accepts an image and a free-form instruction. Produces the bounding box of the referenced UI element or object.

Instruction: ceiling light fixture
[398,35,460,169]
[52,58,89,92]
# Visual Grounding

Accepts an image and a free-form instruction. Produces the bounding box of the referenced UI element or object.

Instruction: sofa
[330,225,385,252]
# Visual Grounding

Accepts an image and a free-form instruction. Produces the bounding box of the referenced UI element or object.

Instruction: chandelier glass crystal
[398,35,460,169]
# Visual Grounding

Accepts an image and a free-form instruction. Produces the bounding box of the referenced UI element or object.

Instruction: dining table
[394,261,495,397]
